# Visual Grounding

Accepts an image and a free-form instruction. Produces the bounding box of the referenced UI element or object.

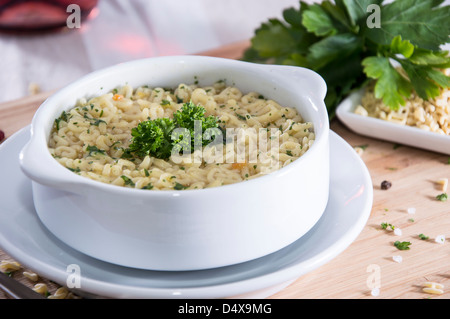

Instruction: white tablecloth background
[0,0,305,103]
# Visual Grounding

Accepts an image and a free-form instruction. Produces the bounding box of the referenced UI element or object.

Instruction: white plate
[336,89,450,155]
[0,126,372,299]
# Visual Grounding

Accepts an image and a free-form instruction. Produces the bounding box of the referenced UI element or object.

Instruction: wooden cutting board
[1,40,450,299]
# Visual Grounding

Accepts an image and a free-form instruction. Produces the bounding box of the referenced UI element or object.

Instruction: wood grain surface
[1,40,449,299]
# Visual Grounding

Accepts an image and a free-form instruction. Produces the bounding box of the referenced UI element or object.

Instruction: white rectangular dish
[336,88,450,155]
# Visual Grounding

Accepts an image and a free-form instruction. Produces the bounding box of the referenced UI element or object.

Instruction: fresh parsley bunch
[124,101,220,160]
[242,0,450,118]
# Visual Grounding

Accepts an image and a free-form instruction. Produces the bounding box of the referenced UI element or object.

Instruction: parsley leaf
[400,61,450,101]
[362,56,412,109]
[394,241,412,250]
[54,111,71,130]
[307,33,362,70]
[341,0,383,28]
[408,48,450,67]
[83,113,106,126]
[141,183,154,190]
[250,20,297,59]
[302,3,338,36]
[86,145,106,157]
[363,0,450,51]
[381,222,395,230]
[174,182,188,190]
[390,35,415,58]
[120,175,135,187]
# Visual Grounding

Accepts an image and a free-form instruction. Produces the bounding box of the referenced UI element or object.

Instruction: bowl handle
[263,64,327,103]
[19,138,89,196]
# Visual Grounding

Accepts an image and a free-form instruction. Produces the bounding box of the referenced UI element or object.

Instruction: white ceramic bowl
[19,56,330,271]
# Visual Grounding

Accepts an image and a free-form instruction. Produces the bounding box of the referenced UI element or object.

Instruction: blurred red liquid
[0,0,98,32]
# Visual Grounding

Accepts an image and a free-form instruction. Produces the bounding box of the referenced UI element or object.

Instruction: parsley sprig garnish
[242,0,450,118]
[124,117,175,159]
[123,101,221,160]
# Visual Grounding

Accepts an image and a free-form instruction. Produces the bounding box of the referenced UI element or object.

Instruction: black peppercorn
[381,180,392,190]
